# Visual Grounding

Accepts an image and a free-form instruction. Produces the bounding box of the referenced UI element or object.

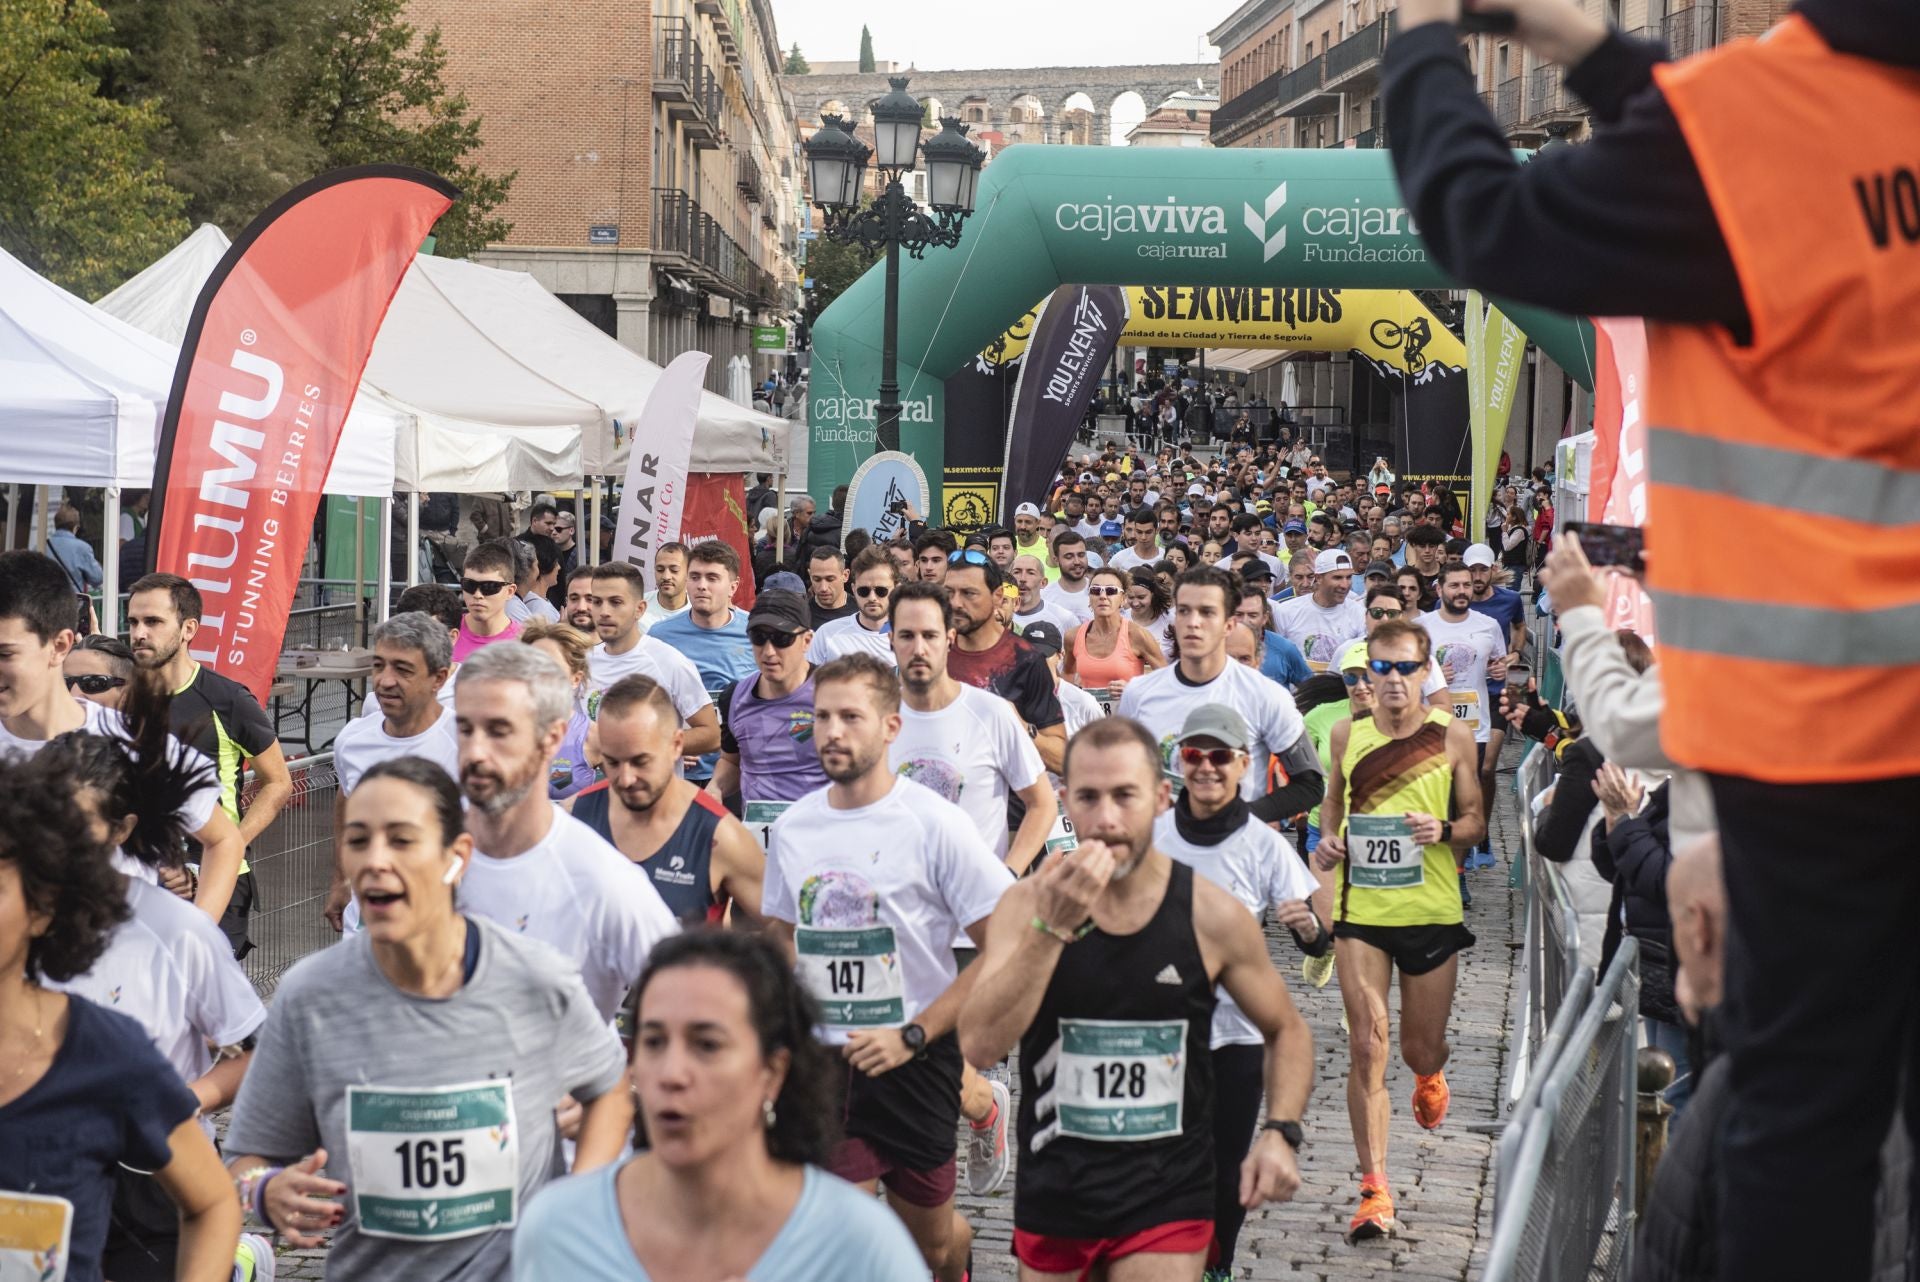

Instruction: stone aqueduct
[787,64,1218,147]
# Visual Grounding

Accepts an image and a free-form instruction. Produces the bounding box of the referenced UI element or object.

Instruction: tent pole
[405,490,421,588]
[353,496,367,647]
[32,486,47,553]
[589,478,603,565]
[102,487,121,636]
[573,491,586,565]
[4,486,15,550]
[376,496,394,624]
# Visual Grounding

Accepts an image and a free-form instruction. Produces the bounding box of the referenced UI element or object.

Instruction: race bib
[1090,689,1116,716]
[795,925,905,1029]
[743,799,792,853]
[1450,689,1480,734]
[1044,799,1079,858]
[0,1192,71,1282]
[1347,814,1424,889]
[346,1081,517,1242]
[1056,1019,1187,1142]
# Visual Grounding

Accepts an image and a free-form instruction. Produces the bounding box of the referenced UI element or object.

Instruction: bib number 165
[390,1138,467,1190]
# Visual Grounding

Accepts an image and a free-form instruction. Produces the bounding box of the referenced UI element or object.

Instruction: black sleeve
[717,681,740,755]
[1563,29,1666,124]
[1536,741,1601,863]
[1016,656,1064,731]
[1250,769,1324,825]
[1382,22,1747,331]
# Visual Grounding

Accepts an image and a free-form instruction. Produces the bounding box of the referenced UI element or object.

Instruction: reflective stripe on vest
[1653,590,1920,668]
[1647,428,1920,529]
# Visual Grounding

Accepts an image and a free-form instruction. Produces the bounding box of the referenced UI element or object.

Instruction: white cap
[1463,543,1498,568]
[1187,482,1206,496]
[1313,549,1354,575]
[1014,502,1042,519]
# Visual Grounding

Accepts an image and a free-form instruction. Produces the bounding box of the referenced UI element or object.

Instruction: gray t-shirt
[225,916,627,1281]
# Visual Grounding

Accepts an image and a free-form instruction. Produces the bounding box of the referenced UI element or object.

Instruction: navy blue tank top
[574,785,727,924]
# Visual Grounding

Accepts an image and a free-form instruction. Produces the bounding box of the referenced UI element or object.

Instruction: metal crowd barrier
[1486,940,1643,1282]
[240,752,339,998]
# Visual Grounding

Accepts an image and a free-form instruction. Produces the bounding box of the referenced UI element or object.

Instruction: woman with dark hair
[0,757,242,1282]
[1125,569,1174,657]
[63,633,135,708]
[223,757,632,1280]
[30,694,274,1281]
[513,930,925,1279]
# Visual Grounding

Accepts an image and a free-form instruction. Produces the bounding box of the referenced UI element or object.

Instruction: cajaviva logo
[1243,183,1288,263]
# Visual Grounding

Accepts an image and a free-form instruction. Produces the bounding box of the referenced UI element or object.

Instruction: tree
[802,236,877,324]
[286,0,513,257]
[858,25,875,73]
[0,0,188,296]
[783,42,809,75]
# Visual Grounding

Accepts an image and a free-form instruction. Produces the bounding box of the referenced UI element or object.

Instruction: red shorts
[1013,1219,1214,1279]
[828,1135,957,1209]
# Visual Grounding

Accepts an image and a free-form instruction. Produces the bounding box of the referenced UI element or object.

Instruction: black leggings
[1210,1043,1266,1268]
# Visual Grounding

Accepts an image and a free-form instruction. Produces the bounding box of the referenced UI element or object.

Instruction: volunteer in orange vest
[1383,0,1920,1278]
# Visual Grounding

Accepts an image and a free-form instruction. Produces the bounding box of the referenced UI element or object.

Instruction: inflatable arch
[806,143,1594,503]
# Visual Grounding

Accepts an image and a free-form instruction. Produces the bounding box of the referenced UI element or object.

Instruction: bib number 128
[390,1138,467,1190]
[1093,1061,1148,1099]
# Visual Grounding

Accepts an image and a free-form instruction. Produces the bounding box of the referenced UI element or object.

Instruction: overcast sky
[772,1,1221,72]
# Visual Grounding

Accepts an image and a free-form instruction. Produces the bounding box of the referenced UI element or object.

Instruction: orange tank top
[1072,619,1145,691]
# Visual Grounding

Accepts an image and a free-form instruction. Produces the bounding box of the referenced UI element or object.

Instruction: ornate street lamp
[804,77,984,453]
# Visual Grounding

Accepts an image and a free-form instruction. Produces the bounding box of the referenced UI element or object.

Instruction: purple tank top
[727,673,829,803]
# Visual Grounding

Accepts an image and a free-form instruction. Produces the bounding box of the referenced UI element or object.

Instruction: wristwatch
[901,1023,928,1059]
[1261,1119,1305,1150]
[1439,820,1454,844]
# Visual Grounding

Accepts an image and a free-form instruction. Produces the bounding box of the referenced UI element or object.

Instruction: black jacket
[803,509,844,555]
[1535,737,1602,865]
[1591,780,1675,1023]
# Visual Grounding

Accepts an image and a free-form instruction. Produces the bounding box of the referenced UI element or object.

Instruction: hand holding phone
[1563,521,1647,577]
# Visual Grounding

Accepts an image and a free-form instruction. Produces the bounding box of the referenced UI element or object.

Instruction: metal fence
[240,752,339,998]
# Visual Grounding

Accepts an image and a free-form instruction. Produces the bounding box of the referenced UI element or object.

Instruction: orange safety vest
[1646,15,1920,784]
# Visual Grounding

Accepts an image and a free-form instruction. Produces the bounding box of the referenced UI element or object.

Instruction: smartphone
[1564,521,1647,576]
[1459,7,1518,32]
[1505,660,1533,691]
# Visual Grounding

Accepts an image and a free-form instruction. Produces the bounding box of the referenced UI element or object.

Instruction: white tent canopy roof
[364,255,788,475]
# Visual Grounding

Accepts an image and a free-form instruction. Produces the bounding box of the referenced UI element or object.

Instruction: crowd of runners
[0,428,1545,1282]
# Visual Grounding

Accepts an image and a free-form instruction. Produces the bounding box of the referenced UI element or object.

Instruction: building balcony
[654,17,724,150]
[1494,75,1523,132]
[1324,13,1395,92]
[735,150,764,204]
[653,188,750,297]
[1663,5,1719,59]
[1325,124,1385,148]
[1275,54,1338,117]
[1521,64,1586,131]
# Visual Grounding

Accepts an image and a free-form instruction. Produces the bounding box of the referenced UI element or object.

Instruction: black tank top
[1015,860,1216,1238]
[573,785,726,924]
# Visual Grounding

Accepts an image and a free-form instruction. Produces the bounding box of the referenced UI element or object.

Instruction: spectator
[117,489,151,545]
[48,503,103,593]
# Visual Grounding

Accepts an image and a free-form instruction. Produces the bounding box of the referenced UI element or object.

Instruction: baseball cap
[1187,482,1206,496]
[1019,619,1064,656]
[1239,560,1275,584]
[1374,482,1391,495]
[1364,559,1397,580]
[747,590,810,634]
[1174,703,1251,752]
[1337,638,1372,673]
[1282,519,1308,535]
[1463,543,1498,568]
[761,570,806,595]
[1313,549,1354,575]
[1014,501,1042,519]
[1255,499,1272,513]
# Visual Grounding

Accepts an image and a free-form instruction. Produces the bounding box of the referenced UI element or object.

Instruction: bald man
[1010,554,1076,638]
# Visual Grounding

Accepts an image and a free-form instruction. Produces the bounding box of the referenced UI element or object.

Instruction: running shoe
[233,1233,276,1282]
[966,1077,1011,1195]
[1466,845,1498,870]
[1203,1268,1234,1282]
[1459,878,1473,908]
[1302,950,1335,989]
[1346,1182,1397,1243]
[1413,1070,1451,1130]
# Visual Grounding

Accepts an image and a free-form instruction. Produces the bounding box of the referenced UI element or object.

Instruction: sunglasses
[460,578,510,596]
[1367,607,1402,620]
[1178,745,1244,769]
[948,549,991,566]
[1087,584,1123,597]
[749,628,804,649]
[1368,659,1426,676]
[66,674,127,695]
[854,584,891,599]
[1341,670,1371,688]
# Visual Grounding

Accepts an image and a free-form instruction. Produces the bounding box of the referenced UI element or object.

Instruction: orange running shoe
[1413,1070,1451,1130]
[1347,1181,1397,1243]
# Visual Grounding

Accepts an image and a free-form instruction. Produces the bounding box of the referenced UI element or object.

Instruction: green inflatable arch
[807,143,1594,501]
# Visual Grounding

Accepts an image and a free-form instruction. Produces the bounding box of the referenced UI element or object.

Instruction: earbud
[442,858,461,886]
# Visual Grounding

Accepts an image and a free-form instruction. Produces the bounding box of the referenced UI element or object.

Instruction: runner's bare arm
[227,1148,346,1250]
[1004,776,1058,878]
[1313,718,1352,869]
[710,813,766,930]
[681,703,721,758]
[573,1085,637,1172]
[765,917,797,965]
[156,1119,244,1280]
[845,914,993,1076]
[324,790,350,931]
[1446,718,1488,850]
[707,751,740,800]
[240,741,293,844]
[189,807,244,924]
[1033,722,1066,776]
[958,880,1057,1067]
[1133,622,1169,670]
[188,1049,251,1113]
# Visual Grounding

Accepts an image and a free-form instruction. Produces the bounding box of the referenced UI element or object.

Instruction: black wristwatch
[1439,820,1454,844]
[1261,1118,1305,1150]
[901,1023,928,1059]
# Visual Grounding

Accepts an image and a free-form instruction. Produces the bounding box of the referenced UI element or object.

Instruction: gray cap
[1173,703,1250,752]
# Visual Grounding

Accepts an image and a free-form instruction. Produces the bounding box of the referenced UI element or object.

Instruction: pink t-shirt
[453,616,522,662]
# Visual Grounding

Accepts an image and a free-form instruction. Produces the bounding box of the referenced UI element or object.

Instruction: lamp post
[804,77,984,453]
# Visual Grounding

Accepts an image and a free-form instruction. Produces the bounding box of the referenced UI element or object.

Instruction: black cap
[1019,619,1064,656]
[747,590,810,635]
[1238,560,1275,584]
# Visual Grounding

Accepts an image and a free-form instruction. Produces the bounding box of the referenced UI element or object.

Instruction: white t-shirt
[332,705,460,793]
[890,685,1045,861]
[761,776,1012,1044]
[460,805,680,1020]
[1270,594,1367,673]
[1155,810,1317,1048]
[1056,679,1105,740]
[1213,551,1286,580]
[51,877,266,1130]
[1041,580,1096,627]
[1104,546,1159,573]
[361,670,458,720]
[1118,659,1307,801]
[1013,602,1078,639]
[521,592,561,624]
[1134,612,1176,659]
[1418,609,1507,743]
[641,593,692,630]
[1072,518,1104,540]
[586,635,709,723]
[807,615,896,666]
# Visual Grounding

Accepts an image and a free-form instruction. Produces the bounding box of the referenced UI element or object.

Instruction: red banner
[1588,317,1656,642]
[148,166,456,699]
[680,472,758,609]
